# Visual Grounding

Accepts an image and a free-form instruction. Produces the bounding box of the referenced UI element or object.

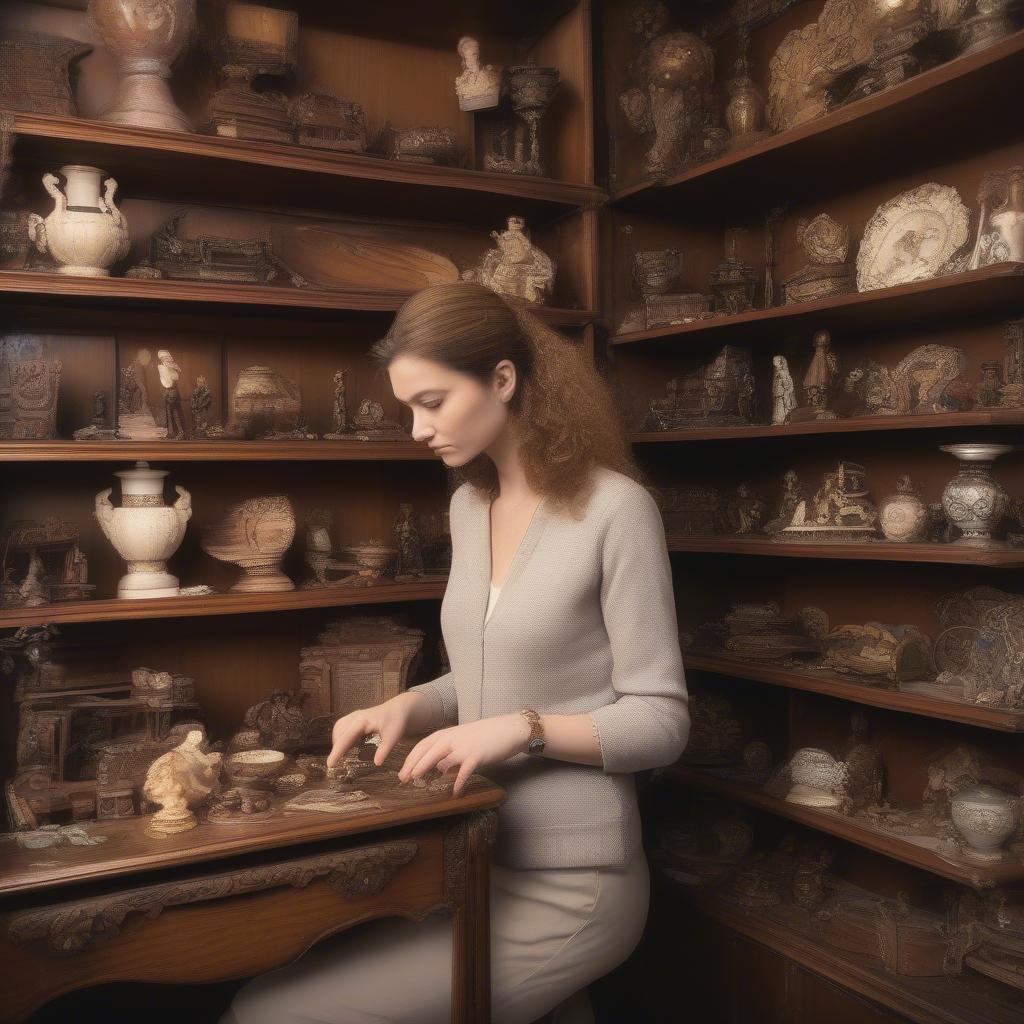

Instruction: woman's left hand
[397,714,532,797]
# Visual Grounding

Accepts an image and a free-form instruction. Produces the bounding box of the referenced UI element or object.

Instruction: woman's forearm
[532,712,604,768]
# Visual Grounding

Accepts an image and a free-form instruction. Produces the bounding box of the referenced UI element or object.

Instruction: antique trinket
[201,494,296,592]
[782,213,855,304]
[482,58,560,177]
[939,443,1014,545]
[463,216,555,305]
[856,183,972,291]
[88,0,195,131]
[454,36,502,111]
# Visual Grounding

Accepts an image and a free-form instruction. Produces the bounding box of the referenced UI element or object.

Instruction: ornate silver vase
[939,443,1015,545]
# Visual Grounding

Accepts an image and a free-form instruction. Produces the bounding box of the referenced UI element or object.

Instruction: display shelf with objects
[0,5,599,1018]
[598,0,1024,1018]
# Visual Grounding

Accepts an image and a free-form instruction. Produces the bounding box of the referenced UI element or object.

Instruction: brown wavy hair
[370,282,644,518]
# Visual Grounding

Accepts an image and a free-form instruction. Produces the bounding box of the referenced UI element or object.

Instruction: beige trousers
[222,848,650,1024]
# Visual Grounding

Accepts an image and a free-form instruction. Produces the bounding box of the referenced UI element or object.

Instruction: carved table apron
[0,802,501,1023]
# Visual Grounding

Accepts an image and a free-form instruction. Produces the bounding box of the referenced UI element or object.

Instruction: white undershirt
[484,580,502,624]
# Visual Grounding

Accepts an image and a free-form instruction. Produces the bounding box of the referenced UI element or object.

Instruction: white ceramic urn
[950,783,1021,861]
[95,461,191,599]
[27,165,130,277]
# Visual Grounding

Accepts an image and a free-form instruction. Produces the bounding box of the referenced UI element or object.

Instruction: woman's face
[388,353,516,466]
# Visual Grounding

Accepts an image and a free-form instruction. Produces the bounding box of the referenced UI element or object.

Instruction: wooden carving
[9,842,418,955]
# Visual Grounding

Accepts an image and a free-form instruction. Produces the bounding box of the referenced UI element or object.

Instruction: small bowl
[227,749,287,781]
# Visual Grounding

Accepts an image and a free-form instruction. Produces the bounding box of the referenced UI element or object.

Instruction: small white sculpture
[27,165,130,277]
[463,216,555,305]
[455,36,502,111]
[771,355,797,425]
[143,730,223,836]
[157,348,187,439]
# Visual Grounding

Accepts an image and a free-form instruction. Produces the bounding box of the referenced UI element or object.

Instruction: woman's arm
[404,672,459,733]
[587,483,690,774]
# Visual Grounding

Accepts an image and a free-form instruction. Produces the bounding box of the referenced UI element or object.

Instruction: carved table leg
[446,808,498,1024]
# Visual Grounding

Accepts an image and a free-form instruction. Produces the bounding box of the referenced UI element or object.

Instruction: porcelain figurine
[771,355,797,424]
[88,0,195,131]
[95,461,191,598]
[464,216,555,305]
[27,165,130,277]
[455,36,502,111]
[143,729,222,836]
[157,348,187,439]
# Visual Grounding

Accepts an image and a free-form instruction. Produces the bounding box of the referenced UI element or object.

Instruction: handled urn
[95,461,191,598]
[27,165,130,277]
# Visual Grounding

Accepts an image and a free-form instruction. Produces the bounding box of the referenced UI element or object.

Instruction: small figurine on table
[157,348,187,439]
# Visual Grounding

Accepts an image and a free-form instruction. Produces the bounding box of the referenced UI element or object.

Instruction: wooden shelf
[668,882,1024,1024]
[612,30,1024,217]
[8,112,605,227]
[611,264,1024,348]
[632,408,1024,443]
[664,764,1024,889]
[684,652,1024,733]
[0,269,598,324]
[0,439,440,462]
[666,535,1024,567]
[0,578,449,629]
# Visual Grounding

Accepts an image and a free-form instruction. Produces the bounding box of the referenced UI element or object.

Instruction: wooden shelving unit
[612,29,1024,217]
[666,535,1024,567]
[665,764,1024,890]
[0,439,441,462]
[0,269,600,323]
[601,2,1024,1020]
[9,111,606,226]
[632,407,1024,444]
[684,652,1024,733]
[611,263,1024,347]
[0,578,449,629]
[666,882,1024,1024]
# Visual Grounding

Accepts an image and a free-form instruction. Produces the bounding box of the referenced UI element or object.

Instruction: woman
[224,282,690,1024]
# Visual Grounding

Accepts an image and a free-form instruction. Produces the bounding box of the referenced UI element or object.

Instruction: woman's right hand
[325,691,424,770]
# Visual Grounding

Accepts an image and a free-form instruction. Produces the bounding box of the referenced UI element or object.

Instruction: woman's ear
[493,359,518,404]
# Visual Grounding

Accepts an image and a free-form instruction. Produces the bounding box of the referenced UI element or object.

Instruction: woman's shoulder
[589,466,658,519]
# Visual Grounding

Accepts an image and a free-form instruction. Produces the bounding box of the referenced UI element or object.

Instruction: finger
[374,723,404,766]
[397,734,433,779]
[326,717,369,768]
[403,738,451,782]
[453,759,478,797]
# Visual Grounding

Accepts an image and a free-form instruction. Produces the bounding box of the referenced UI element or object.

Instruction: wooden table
[0,773,505,1023]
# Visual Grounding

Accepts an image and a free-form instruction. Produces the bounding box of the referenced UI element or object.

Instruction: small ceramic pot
[951,783,1021,861]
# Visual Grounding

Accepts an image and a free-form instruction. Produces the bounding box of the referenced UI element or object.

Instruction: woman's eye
[423,400,442,409]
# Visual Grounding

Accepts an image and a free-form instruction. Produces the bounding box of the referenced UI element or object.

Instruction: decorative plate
[856,183,971,292]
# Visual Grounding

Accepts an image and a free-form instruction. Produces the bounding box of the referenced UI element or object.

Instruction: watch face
[528,737,545,753]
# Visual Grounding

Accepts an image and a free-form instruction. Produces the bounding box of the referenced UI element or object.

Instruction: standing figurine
[392,503,425,580]
[190,375,213,435]
[91,390,107,429]
[772,355,797,424]
[455,36,502,111]
[324,369,349,439]
[801,330,839,420]
[157,348,187,439]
